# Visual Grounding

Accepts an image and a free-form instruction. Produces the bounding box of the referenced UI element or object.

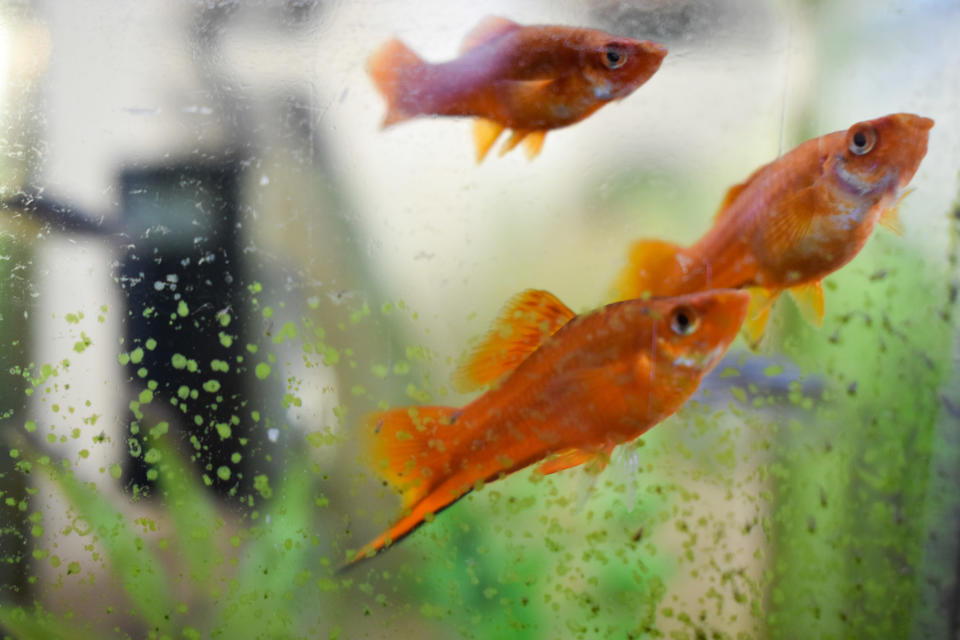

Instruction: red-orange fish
[345,288,749,566]
[369,16,667,161]
[613,113,933,343]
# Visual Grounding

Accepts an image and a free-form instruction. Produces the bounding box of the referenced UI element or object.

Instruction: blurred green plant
[0,439,329,640]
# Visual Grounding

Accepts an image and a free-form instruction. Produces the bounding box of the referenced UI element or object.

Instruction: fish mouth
[641,41,668,60]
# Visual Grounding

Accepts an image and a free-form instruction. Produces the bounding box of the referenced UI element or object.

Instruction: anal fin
[499,129,531,156]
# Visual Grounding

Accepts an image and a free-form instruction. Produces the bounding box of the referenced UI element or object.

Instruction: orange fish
[368,16,667,161]
[345,288,749,566]
[613,113,933,343]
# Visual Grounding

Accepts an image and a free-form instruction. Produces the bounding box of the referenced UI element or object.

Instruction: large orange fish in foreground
[369,16,667,161]
[613,113,933,343]
[345,288,749,566]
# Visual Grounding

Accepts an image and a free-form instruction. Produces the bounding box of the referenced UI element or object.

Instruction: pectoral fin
[879,187,913,235]
[537,443,615,476]
[787,280,824,327]
[473,118,505,163]
[522,131,546,159]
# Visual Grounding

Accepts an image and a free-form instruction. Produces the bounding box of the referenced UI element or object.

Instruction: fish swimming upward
[613,113,933,343]
[345,288,749,566]
[368,16,667,161]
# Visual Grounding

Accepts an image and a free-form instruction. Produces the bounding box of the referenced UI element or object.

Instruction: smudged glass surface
[0,1,958,638]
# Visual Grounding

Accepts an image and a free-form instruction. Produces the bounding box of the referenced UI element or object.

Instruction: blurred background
[0,0,958,638]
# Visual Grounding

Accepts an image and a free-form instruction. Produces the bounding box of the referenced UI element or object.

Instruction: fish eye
[602,44,628,70]
[669,306,699,336]
[848,125,877,156]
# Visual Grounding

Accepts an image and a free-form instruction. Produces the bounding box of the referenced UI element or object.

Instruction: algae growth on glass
[0,1,958,639]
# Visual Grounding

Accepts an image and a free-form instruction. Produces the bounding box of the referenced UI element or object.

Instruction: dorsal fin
[460,16,522,53]
[453,289,575,393]
[714,165,765,223]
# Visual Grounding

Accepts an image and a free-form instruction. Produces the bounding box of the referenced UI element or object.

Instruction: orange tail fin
[347,405,465,567]
[368,38,426,127]
[611,239,685,301]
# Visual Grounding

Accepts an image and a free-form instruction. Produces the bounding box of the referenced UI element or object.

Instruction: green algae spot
[177,385,190,400]
[371,364,388,379]
[307,296,320,310]
[149,422,169,439]
[109,463,122,479]
[272,321,298,344]
[144,448,161,464]
[65,313,81,325]
[138,389,154,404]
[392,360,410,375]
[218,331,233,348]
[216,466,231,481]
[730,387,747,404]
[130,347,145,365]
[247,343,259,354]
[24,420,36,433]
[175,300,188,317]
[263,306,274,319]
[218,312,231,327]
[254,474,272,499]
[322,347,340,366]
[764,364,784,377]
[406,383,431,403]
[230,452,242,464]
[350,303,371,324]
[171,353,188,369]
[215,423,231,439]
[145,337,157,351]
[73,332,92,353]
[66,561,81,575]
[248,281,263,294]
[210,359,229,373]
[117,352,131,366]
[255,363,271,380]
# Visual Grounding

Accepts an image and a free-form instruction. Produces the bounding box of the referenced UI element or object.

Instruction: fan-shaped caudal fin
[742,287,779,348]
[368,38,425,127]
[611,239,684,301]
[363,405,461,510]
[474,118,505,163]
[786,280,824,327]
[452,289,575,394]
[345,405,470,569]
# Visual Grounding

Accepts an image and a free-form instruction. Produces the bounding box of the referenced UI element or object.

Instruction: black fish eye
[670,306,699,336]
[848,124,877,155]
[603,45,627,69]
